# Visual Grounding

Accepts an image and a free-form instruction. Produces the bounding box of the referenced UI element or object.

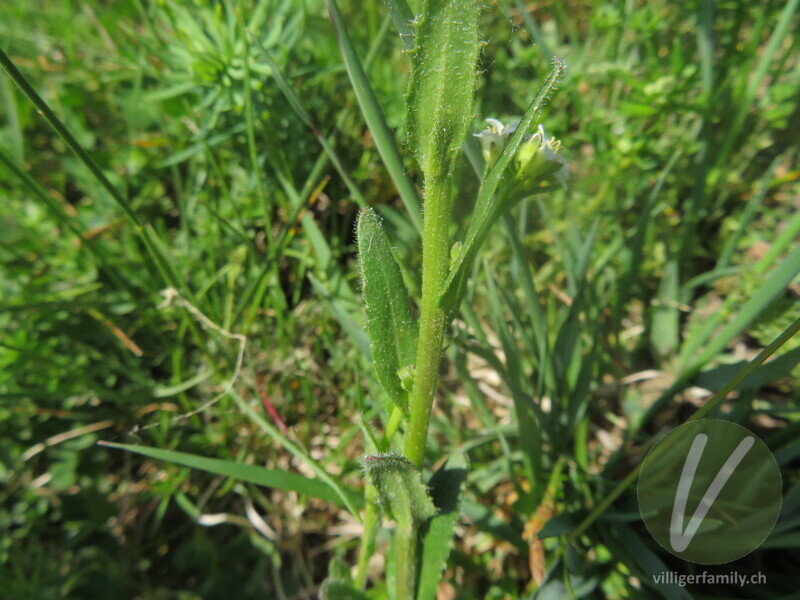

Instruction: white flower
[516,124,569,187]
[474,119,568,187]
[473,118,511,167]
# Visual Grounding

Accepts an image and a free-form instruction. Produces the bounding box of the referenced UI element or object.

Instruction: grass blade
[0,46,194,305]
[236,0,271,234]
[0,147,130,296]
[569,315,800,544]
[326,0,422,232]
[711,0,800,179]
[381,0,416,50]
[0,47,138,223]
[680,241,800,372]
[252,37,368,208]
[98,441,358,509]
[309,273,370,359]
[231,388,363,517]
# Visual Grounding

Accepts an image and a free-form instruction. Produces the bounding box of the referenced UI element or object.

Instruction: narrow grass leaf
[712,0,800,179]
[483,262,542,483]
[230,388,363,516]
[610,525,692,600]
[761,532,800,549]
[694,346,800,393]
[236,0,269,216]
[326,0,422,232]
[513,0,553,58]
[381,0,416,50]
[309,273,370,358]
[0,75,23,161]
[0,148,131,297]
[553,220,598,386]
[537,513,578,539]
[99,441,357,509]
[503,215,554,395]
[678,208,800,368]
[613,151,681,336]
[685,242,800,372]
[650,257,680,360]
[571,316,800,544]
[715,156,780,271]
[254,42,367,208]
[0,45,210,338]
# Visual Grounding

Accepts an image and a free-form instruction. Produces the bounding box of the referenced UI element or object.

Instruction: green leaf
[327,0,422,232]
[677,206,800,369]
[427,452,469,513]
[309,273,370,359]
[362,453,436,526]
[320,581,370,600]
[439,58,567,313]
[405,0,481,183]
[684,241,800,373]
[382,0,416,50]
[98,442,361,510]
[363,453,437,598]
[610,525,693,600]
[0,47,199,313]
[417,453,469,600]
[761,532,800,549]
[230,389,363,517]
[650,257,680,360]
[537,513,579,540]
[694,345,800,392]
[358,208,418,413]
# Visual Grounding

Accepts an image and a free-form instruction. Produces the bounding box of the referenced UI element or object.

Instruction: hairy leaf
[320,581,370,600]
[357,208,418,413]
[406,0,480,183]
[362,453,436,526]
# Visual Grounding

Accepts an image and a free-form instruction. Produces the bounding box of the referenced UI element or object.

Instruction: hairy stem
[395,526,416,600]
[404,180,451,467]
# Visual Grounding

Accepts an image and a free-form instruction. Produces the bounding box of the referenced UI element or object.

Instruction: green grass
[1,1,799,598]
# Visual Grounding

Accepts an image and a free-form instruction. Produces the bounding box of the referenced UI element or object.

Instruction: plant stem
[404,180,452,467]
[381,405,404,450]
[395,179,451,597]
[395,526,416,600]
[354,485,379,589]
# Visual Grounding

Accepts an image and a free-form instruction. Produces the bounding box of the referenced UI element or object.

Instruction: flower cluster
[474,118,568,188]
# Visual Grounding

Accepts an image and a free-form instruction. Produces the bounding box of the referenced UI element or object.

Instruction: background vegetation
[1,0,798,598]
